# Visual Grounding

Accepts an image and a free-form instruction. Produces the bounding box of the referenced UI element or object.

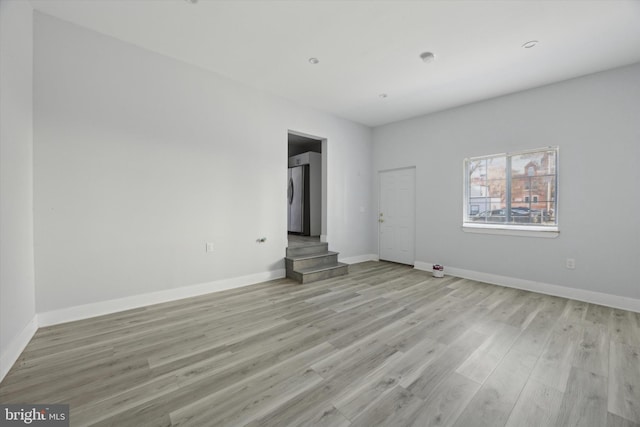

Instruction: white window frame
[463,147,559,238]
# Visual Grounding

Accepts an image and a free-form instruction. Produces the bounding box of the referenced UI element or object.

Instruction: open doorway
[287,131,326,247]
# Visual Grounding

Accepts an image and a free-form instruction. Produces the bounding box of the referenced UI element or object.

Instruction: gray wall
[33,13,374,314]
[373,63,640,300]
[0,0,37,377]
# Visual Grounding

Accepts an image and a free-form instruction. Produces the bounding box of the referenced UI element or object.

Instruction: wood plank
[453,349,537,427]
[529,321,583,392]
[503,292,544,329]
[509,296,566,357]
[332,337,445,419]
[407,329,488,400]
[485,289,527,323]
[585,303,612,326]
[505,378,563,427]
[348,385,424,427]
[295,405,351,427]
[572,323,609,376]
[456,323,521,384]
[404,373,481,427]
[328,307,413,349]
[169,354,326,426]
[330,352,406,420]
[555,367,608,427]
[610,309,640,347]
[561,299,589,322]
[608,341,640,423]
[607,412,640,427]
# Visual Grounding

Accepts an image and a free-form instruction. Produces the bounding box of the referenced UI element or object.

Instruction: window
[464,147,558,232]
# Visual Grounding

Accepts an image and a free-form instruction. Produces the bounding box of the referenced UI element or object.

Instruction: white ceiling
[30,0,640,127]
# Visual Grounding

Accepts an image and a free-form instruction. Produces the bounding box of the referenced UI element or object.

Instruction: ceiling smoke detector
[184,0,198,3]
[419,52,435,63]
[308,57,319,65]
[522,40,538,48]
[379,93,388,98]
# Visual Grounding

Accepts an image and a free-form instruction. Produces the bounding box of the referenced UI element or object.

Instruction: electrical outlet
[206,242,214,252]
[566,258,575,269]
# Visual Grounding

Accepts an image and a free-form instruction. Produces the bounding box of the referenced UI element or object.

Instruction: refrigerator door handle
[288,178,294,205]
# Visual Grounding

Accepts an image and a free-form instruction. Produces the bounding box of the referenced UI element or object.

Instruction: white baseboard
[38,269,286,327]
[414,261,640,313]
[340,254,379,264]
[1,315,38,382]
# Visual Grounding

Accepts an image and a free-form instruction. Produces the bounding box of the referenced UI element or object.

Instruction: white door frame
[287,130,327,242]
[377,166,416,265]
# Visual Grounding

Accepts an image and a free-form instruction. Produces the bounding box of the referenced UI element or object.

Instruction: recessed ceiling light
[379,93,388,99]
[522,40,538,49]
[184,0,198,3]
[308,57,319,65]
[419,52,435,63]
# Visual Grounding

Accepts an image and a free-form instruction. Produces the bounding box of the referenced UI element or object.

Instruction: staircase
[285,241,348,284]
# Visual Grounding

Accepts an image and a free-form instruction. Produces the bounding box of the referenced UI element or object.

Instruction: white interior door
[379,168,415,265]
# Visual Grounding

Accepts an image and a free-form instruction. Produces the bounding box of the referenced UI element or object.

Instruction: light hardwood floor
[1,261,639,426]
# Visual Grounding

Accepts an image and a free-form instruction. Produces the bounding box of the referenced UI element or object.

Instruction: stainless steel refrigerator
[288,165,310,234]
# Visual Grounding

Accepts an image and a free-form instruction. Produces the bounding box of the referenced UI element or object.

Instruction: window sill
[462,223,559,238]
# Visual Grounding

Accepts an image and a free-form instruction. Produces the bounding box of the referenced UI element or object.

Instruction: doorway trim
[287,130,328,242]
